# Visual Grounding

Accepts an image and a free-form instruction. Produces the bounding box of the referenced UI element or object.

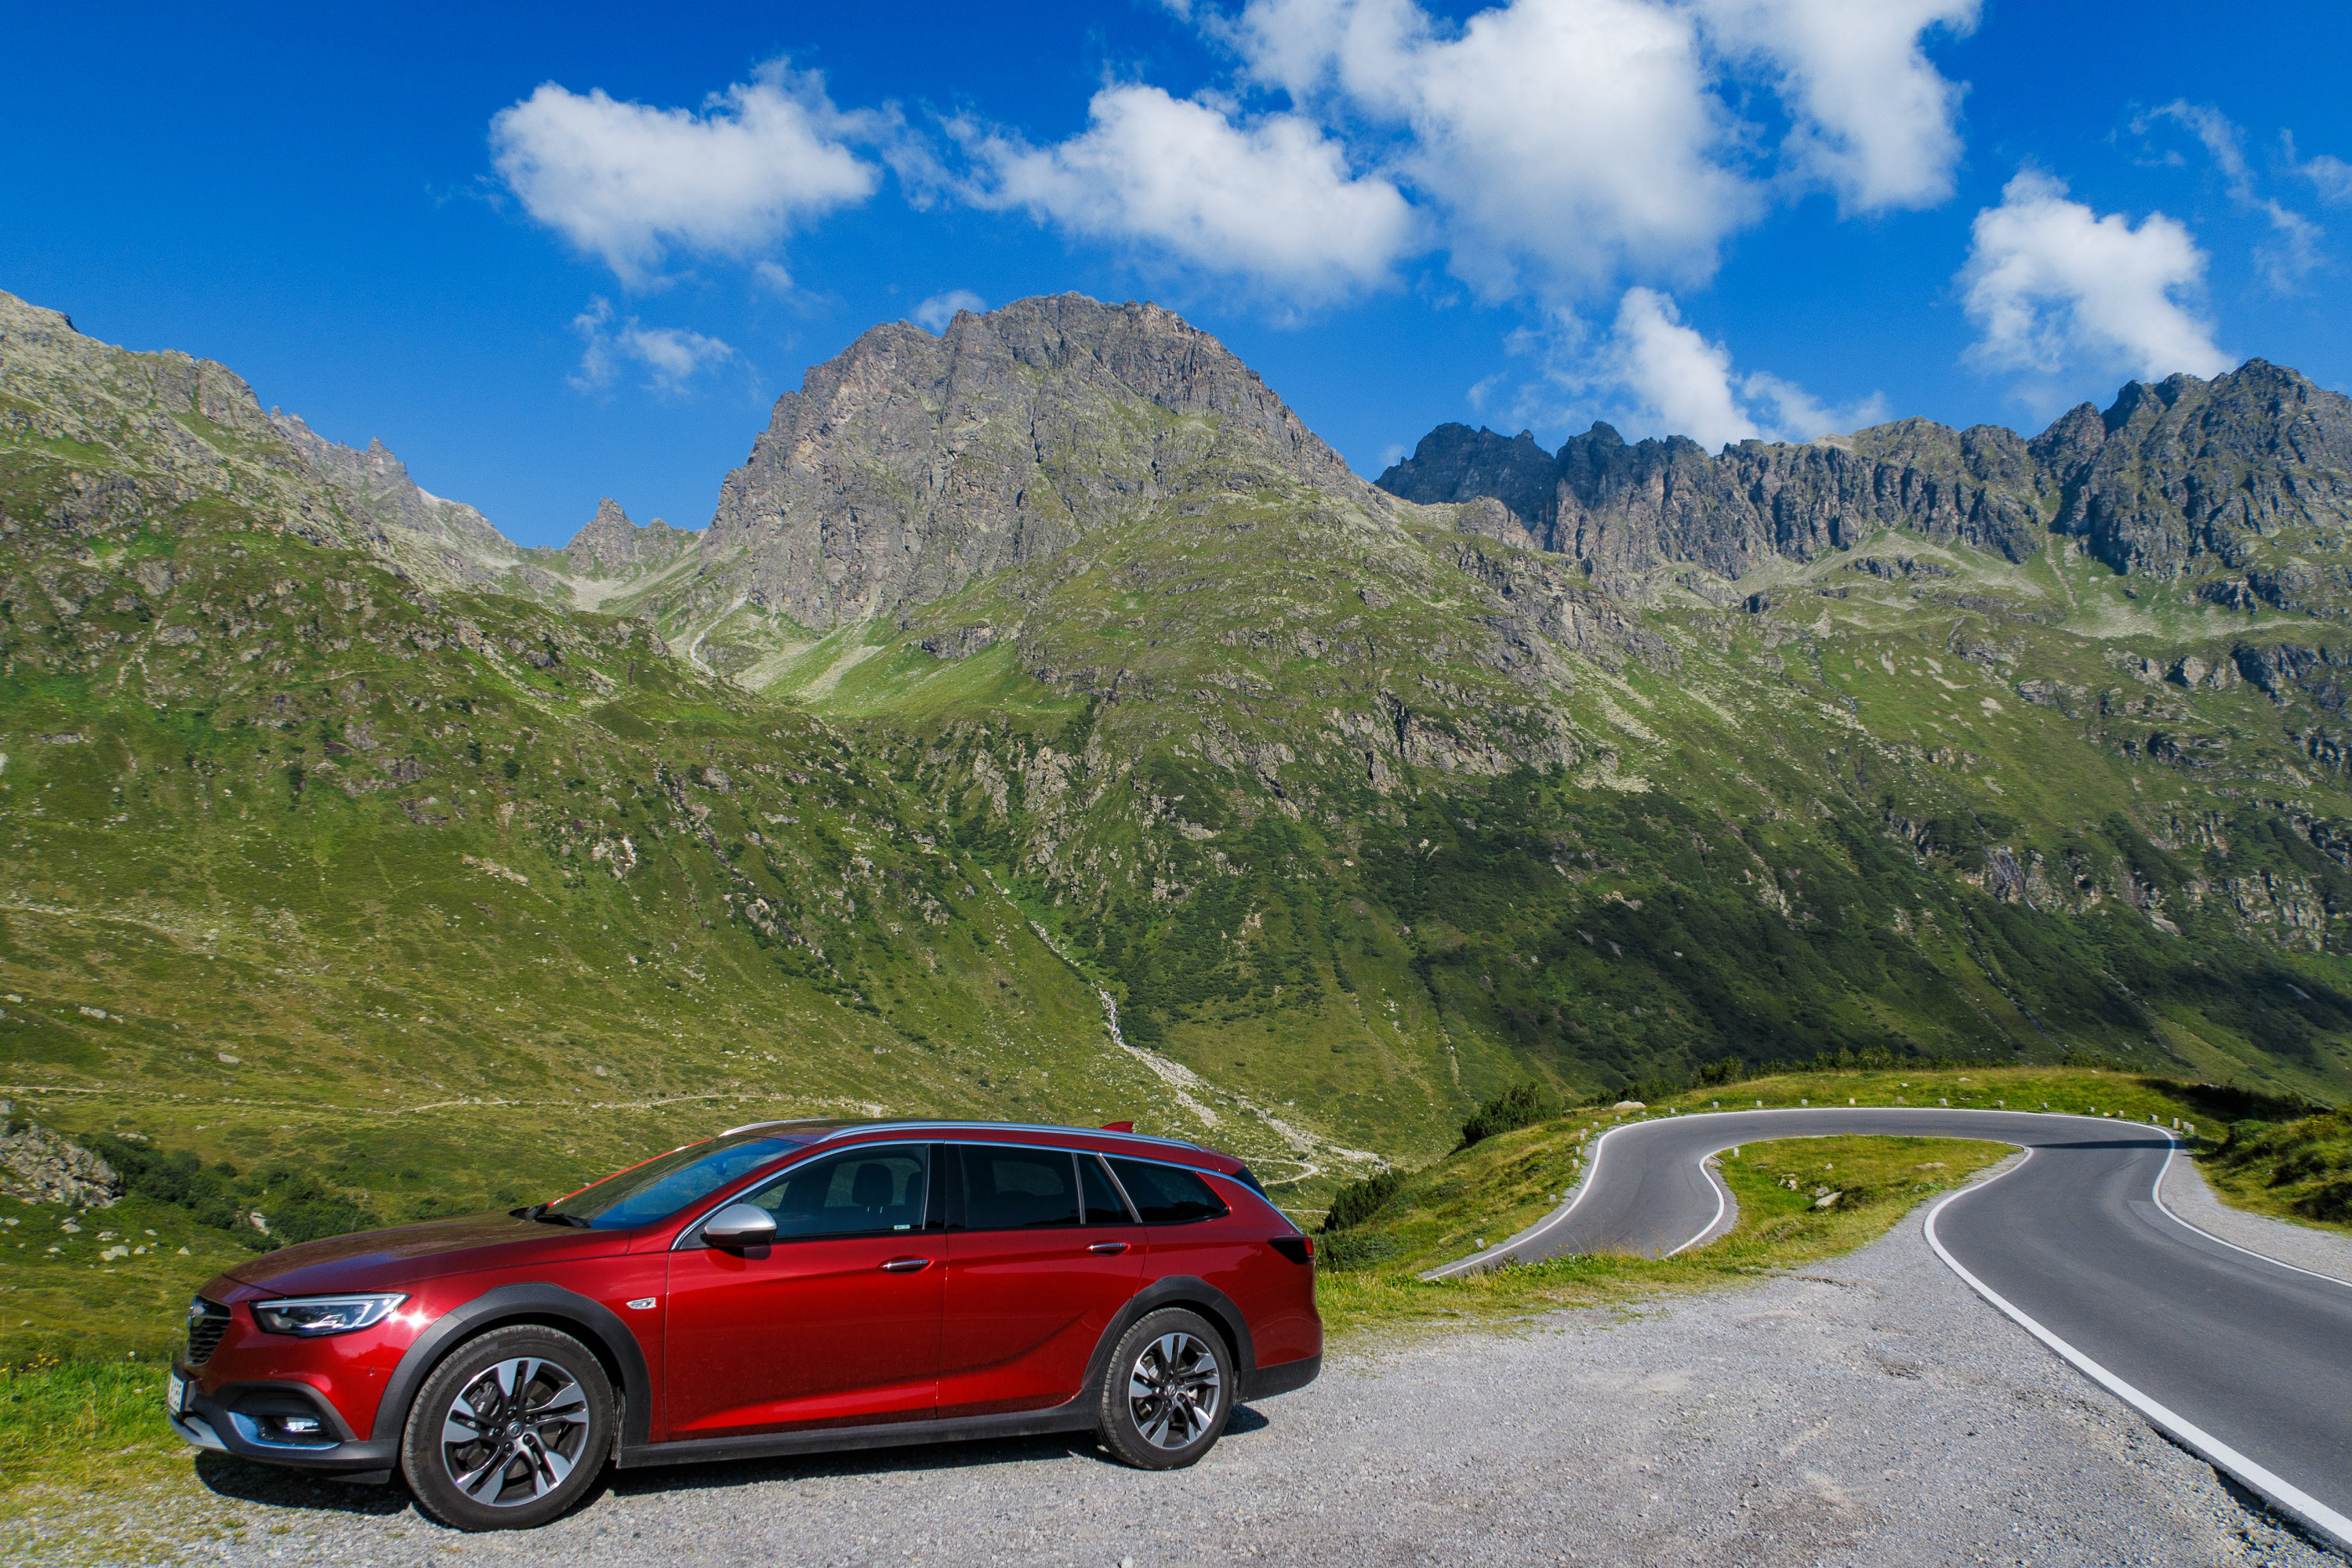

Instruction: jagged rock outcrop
[267,413,533,590]
[0,1121,121,1207]
[0,289,354,547]
[1380,362,2352,590]
[2031,362,2352,581]
[695,294,1381,632]
[563,497,690,577]
[1384,418,2049,584]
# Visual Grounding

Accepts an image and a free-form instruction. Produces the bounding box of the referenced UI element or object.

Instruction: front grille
[185,1298,231,1366]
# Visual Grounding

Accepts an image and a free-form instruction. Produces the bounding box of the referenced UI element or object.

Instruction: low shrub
[1458,1083,1559,1149]
[1322,1168,1406,1233]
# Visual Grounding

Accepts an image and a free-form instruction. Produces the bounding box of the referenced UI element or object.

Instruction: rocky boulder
[0,1121,122,1207]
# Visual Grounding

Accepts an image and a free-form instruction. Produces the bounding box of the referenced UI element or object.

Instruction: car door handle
[879,1257,934,1273]
[1087,1241,1130,1255]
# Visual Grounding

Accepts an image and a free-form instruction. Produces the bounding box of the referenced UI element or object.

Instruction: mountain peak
[564,495,688,579]
[698,292,1374,633]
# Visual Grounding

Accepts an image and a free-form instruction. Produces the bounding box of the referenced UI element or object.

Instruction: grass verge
[2202,1102,2352,1226]
[0,1357,180,1501]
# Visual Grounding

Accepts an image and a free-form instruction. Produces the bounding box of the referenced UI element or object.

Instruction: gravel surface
[22,1186,2339,1568]
[2160,1153,2352,1287]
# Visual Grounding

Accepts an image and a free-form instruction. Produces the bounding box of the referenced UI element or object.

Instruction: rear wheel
[1094,1308,1232,1470]
[400,1325,613,1531]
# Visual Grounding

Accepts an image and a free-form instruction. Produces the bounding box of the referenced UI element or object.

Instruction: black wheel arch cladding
[372,1283,651,1447]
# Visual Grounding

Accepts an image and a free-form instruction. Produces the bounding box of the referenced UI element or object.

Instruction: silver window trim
[1079,1150,1140,1225]
[671,1140,933,1251]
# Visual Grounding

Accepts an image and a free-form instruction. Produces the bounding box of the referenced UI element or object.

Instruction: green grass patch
[2203,1103,2352,1229]
[0,1357,176,1497]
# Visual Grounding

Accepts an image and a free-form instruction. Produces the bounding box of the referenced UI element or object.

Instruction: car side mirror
[702,1203,777,1249]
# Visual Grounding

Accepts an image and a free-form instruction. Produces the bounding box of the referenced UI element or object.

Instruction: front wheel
[399,1324,614,1531]
[1095,1308,1232,1470]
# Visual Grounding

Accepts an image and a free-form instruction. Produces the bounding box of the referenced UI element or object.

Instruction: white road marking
[1926,1147,2352,1559]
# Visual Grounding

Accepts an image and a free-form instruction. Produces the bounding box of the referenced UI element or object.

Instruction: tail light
[1269,1236,1315,1265]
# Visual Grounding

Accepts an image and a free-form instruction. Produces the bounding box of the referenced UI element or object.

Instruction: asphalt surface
[1434,1107,2352,1552]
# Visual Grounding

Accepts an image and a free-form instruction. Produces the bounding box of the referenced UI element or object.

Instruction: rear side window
[1106,1158,1229,1224]
[960,1145,1080,1229]
[1080,1155,1133,1224]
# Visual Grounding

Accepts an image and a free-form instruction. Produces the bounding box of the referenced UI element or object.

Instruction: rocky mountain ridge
[0,289,702,616]
[1378,363,2352,604]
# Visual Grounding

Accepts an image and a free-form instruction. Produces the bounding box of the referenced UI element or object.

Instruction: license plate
[164,1373,187,1416]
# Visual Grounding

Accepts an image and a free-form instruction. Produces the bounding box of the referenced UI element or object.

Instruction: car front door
[664,1142,942,1439]
[939,1144,1142,1418]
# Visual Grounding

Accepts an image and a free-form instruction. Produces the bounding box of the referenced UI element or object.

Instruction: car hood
[223,1210,633,1295]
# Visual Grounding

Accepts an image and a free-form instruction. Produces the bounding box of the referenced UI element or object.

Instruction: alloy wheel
[437,1356,593,1507]
[1127,1330,1222,1450]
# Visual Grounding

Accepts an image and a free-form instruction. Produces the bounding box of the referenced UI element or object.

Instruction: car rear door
[938,1143,1142,1418]
[663,1142,942,1439]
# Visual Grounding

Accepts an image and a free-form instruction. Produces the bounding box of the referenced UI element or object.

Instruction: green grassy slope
[761,494,2352,1171]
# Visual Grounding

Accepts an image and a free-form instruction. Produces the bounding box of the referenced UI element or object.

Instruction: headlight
[250,1294,408,1337]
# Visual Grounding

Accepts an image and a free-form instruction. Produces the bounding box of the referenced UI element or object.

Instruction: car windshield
[544,1131,801,1230]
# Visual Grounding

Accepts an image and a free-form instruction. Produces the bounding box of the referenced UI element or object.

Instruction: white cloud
[570,299,742,394]
[1504,289,1885,449]
[1609,288,1759,448]
[1604,289,1886,446]
[960,85,1417,303]
[2286,135,2352,205]
[913,289,986,332]
[2139,102,2323,290]
[1696,0,1978,211]
[1959,171,2232,388]
[492,61,880,287]
[1741,368,1889,441]
[1230,0,1756,298]
[1215,0,1973,299]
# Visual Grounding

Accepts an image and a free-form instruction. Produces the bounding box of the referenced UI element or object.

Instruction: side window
[960,1145,1079,1230]
[1080,1155,1132,1225]
[739,1145,929,1241]
[1105,1158,1229,1224]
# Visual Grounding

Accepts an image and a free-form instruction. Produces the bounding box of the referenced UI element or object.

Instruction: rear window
[1106,1158,1229,1224]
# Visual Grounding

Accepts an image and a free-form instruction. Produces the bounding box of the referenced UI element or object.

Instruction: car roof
[714,1117,1241,1173]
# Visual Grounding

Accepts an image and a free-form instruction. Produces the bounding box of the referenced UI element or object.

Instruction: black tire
[399,1324,614,1532]
[1094,1308,1233,1470]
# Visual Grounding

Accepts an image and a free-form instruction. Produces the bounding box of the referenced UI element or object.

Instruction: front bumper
[168,1365,397,1477]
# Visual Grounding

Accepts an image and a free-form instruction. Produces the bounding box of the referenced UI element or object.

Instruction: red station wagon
[165,1119,1323,1530]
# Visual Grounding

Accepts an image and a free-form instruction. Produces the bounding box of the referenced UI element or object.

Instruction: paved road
[1432,1107,2352,1554]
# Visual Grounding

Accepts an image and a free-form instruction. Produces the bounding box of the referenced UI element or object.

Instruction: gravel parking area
[22,1182,2337,1568]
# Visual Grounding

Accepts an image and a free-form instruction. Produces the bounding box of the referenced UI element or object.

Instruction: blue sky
[5,2,2349,548]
